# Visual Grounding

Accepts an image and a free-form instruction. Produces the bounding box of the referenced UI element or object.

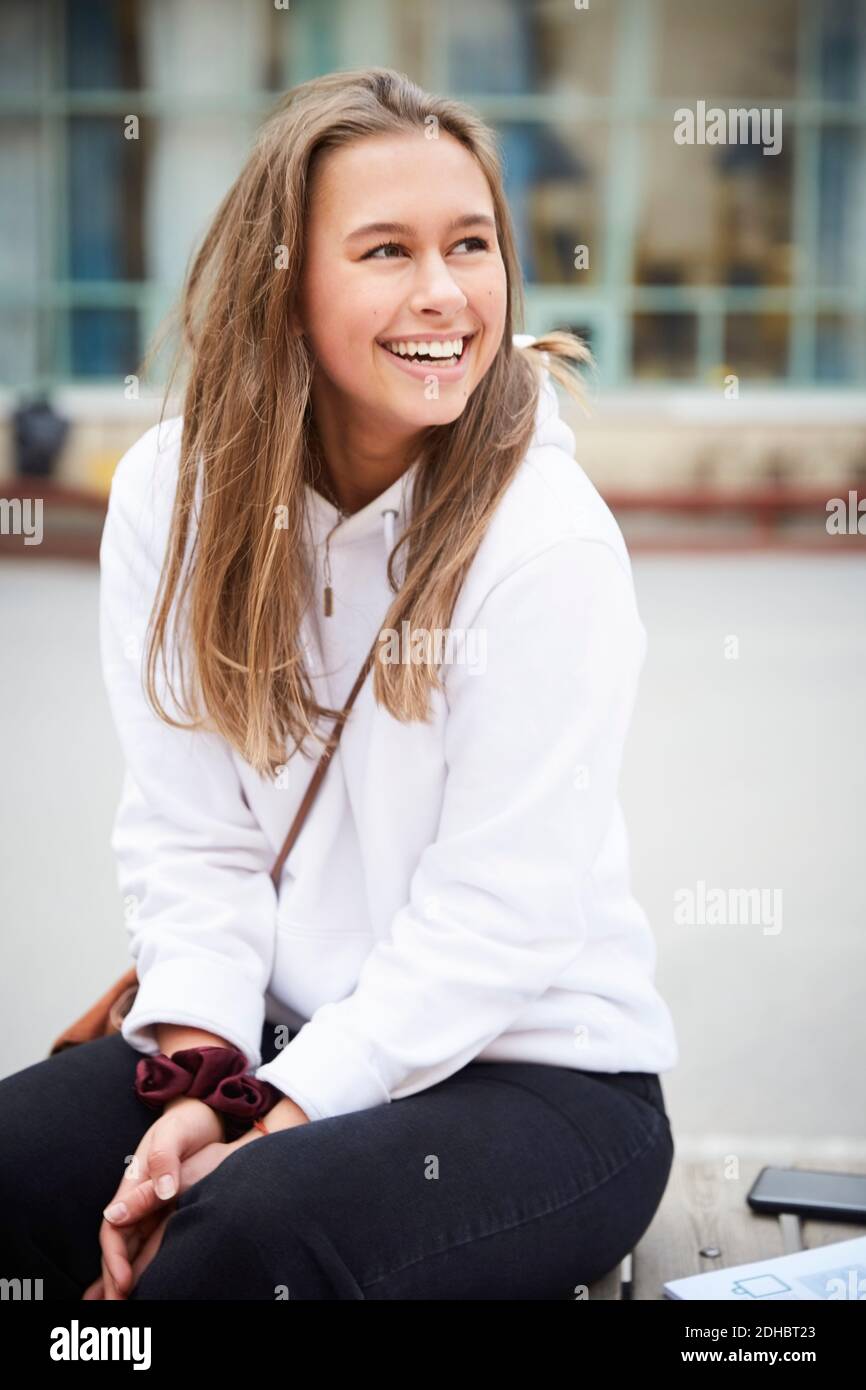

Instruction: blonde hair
[142,66,592,778]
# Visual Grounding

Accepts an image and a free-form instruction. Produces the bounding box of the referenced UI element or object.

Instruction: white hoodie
[101,337,678,1122]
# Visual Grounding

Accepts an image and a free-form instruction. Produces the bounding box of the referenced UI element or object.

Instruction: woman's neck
[308,406,420,515]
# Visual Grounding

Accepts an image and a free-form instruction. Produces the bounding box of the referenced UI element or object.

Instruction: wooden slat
[627,1156,866,1300]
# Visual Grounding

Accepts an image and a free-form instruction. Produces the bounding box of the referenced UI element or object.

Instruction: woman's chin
[379,388,474,429]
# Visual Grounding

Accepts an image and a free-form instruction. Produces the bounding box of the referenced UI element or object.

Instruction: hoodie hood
[303,332,575,569]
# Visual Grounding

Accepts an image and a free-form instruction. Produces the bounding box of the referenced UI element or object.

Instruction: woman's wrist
[228,1097,310,1146]
[155,1024,234,1055]
[163,1092,227,1140]
[261,1096,311,1130]
[138,1044,291,1141]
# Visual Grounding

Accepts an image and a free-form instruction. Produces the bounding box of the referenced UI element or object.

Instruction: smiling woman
[137,66,593,759]
[295,130,508,492]
[0,67,677,1304]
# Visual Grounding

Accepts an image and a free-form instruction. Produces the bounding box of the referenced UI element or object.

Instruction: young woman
[0,67,677,1301]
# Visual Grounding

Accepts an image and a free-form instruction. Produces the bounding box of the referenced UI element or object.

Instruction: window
[1,0,863,389]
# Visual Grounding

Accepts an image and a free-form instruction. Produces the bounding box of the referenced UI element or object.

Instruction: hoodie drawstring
[381,507,397,561]
[322,505,399,617]
[322,511,346,618]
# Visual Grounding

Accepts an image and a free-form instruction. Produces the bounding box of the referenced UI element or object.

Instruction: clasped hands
[82,1092,309,1300]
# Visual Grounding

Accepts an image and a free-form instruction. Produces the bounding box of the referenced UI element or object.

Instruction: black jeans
[0,1023,674,1300]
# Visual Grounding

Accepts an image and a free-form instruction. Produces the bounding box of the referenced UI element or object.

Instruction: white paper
[664,1235,866,1300]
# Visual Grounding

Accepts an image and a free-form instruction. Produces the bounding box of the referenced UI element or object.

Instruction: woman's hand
[82,1133,235,1299]
[83,1094,310,1299]
[88,1095,226,1300]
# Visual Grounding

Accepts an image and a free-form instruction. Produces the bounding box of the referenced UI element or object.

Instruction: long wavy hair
[141,66,592,779]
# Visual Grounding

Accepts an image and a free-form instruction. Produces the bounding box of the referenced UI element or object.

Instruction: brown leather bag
[48,638,379,1057]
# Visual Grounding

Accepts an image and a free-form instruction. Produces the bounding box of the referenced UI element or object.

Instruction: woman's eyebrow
[343,213,496,244]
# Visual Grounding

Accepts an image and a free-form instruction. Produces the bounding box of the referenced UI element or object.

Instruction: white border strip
[673,1134,866,1164]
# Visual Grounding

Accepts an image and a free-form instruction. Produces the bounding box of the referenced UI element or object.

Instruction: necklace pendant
[323,585,334,617]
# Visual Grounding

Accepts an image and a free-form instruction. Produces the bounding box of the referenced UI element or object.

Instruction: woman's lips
[377,335,475,382]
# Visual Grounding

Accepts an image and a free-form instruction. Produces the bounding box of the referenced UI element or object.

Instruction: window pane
[138,0,271,95]
[0,121,42,282]
[392,0,426,83]
[815,314,866,382]
[529,0,619,97]
[724,313,790,379]
[443,0,617,96]
[445,0,539,94]
[67,113,255,292]
[67,0,276,93]
[0,308,39,387]
[68,118,145,281]
[261,2,286,91]
[817,127,866,289]
[819,0,866,101]
[500,122,608,285]
[143,117,259,287]
[70,307,139,377]
[0,0,49,95]
[635,124,794,287]
[633,313,698,379]
[655,0,798,99]
[65,0,141,90]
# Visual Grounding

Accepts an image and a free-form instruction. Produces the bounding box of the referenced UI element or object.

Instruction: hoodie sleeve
[100,422,277,1070]
[255,534,647,1119]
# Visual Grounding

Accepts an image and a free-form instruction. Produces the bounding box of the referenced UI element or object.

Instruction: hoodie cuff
[119,957,266,1071]
[254,1016,390,1121]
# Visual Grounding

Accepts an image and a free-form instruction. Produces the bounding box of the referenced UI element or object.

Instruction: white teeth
[383,337,465,361]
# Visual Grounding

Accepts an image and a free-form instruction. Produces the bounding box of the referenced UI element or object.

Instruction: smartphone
[747,1166,866,1223]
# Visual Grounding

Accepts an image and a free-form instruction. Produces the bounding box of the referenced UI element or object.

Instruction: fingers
[100,1225,132,1298]
[89,1205,167,1300]
[102,1127,180,1232]
[100,1254,125,1301]
[95,1120,185,1300]
[105,1210,170,1300]
[144,1140,180,1203]
[103,1174,163,1228]
[100,1197,153,1294]
[100,1185,151,1295]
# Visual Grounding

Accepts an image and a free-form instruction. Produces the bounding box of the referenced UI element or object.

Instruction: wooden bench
[587,1154,866,1300]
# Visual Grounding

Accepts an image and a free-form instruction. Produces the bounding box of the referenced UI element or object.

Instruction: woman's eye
[363,236,490,260]
[364,242,406,260]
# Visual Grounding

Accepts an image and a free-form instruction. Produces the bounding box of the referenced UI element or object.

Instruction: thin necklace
[316,468,348,517]
[310,441,349,517]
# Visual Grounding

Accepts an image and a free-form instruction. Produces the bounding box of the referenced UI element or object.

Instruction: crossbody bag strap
[269,634,380,889]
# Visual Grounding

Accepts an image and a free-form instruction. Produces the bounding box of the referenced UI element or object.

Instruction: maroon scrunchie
[134,1045,282,1140]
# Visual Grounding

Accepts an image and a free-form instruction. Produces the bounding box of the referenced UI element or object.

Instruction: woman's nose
[407,258,468,316]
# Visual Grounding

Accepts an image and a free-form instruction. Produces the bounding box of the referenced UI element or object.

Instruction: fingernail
[103,1201,127,1222]
[156,1175,176,1199]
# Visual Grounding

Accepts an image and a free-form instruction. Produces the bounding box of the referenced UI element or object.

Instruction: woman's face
[297,130,507,444]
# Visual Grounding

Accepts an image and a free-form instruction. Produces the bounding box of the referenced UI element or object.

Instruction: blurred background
[1,1,864,1158]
